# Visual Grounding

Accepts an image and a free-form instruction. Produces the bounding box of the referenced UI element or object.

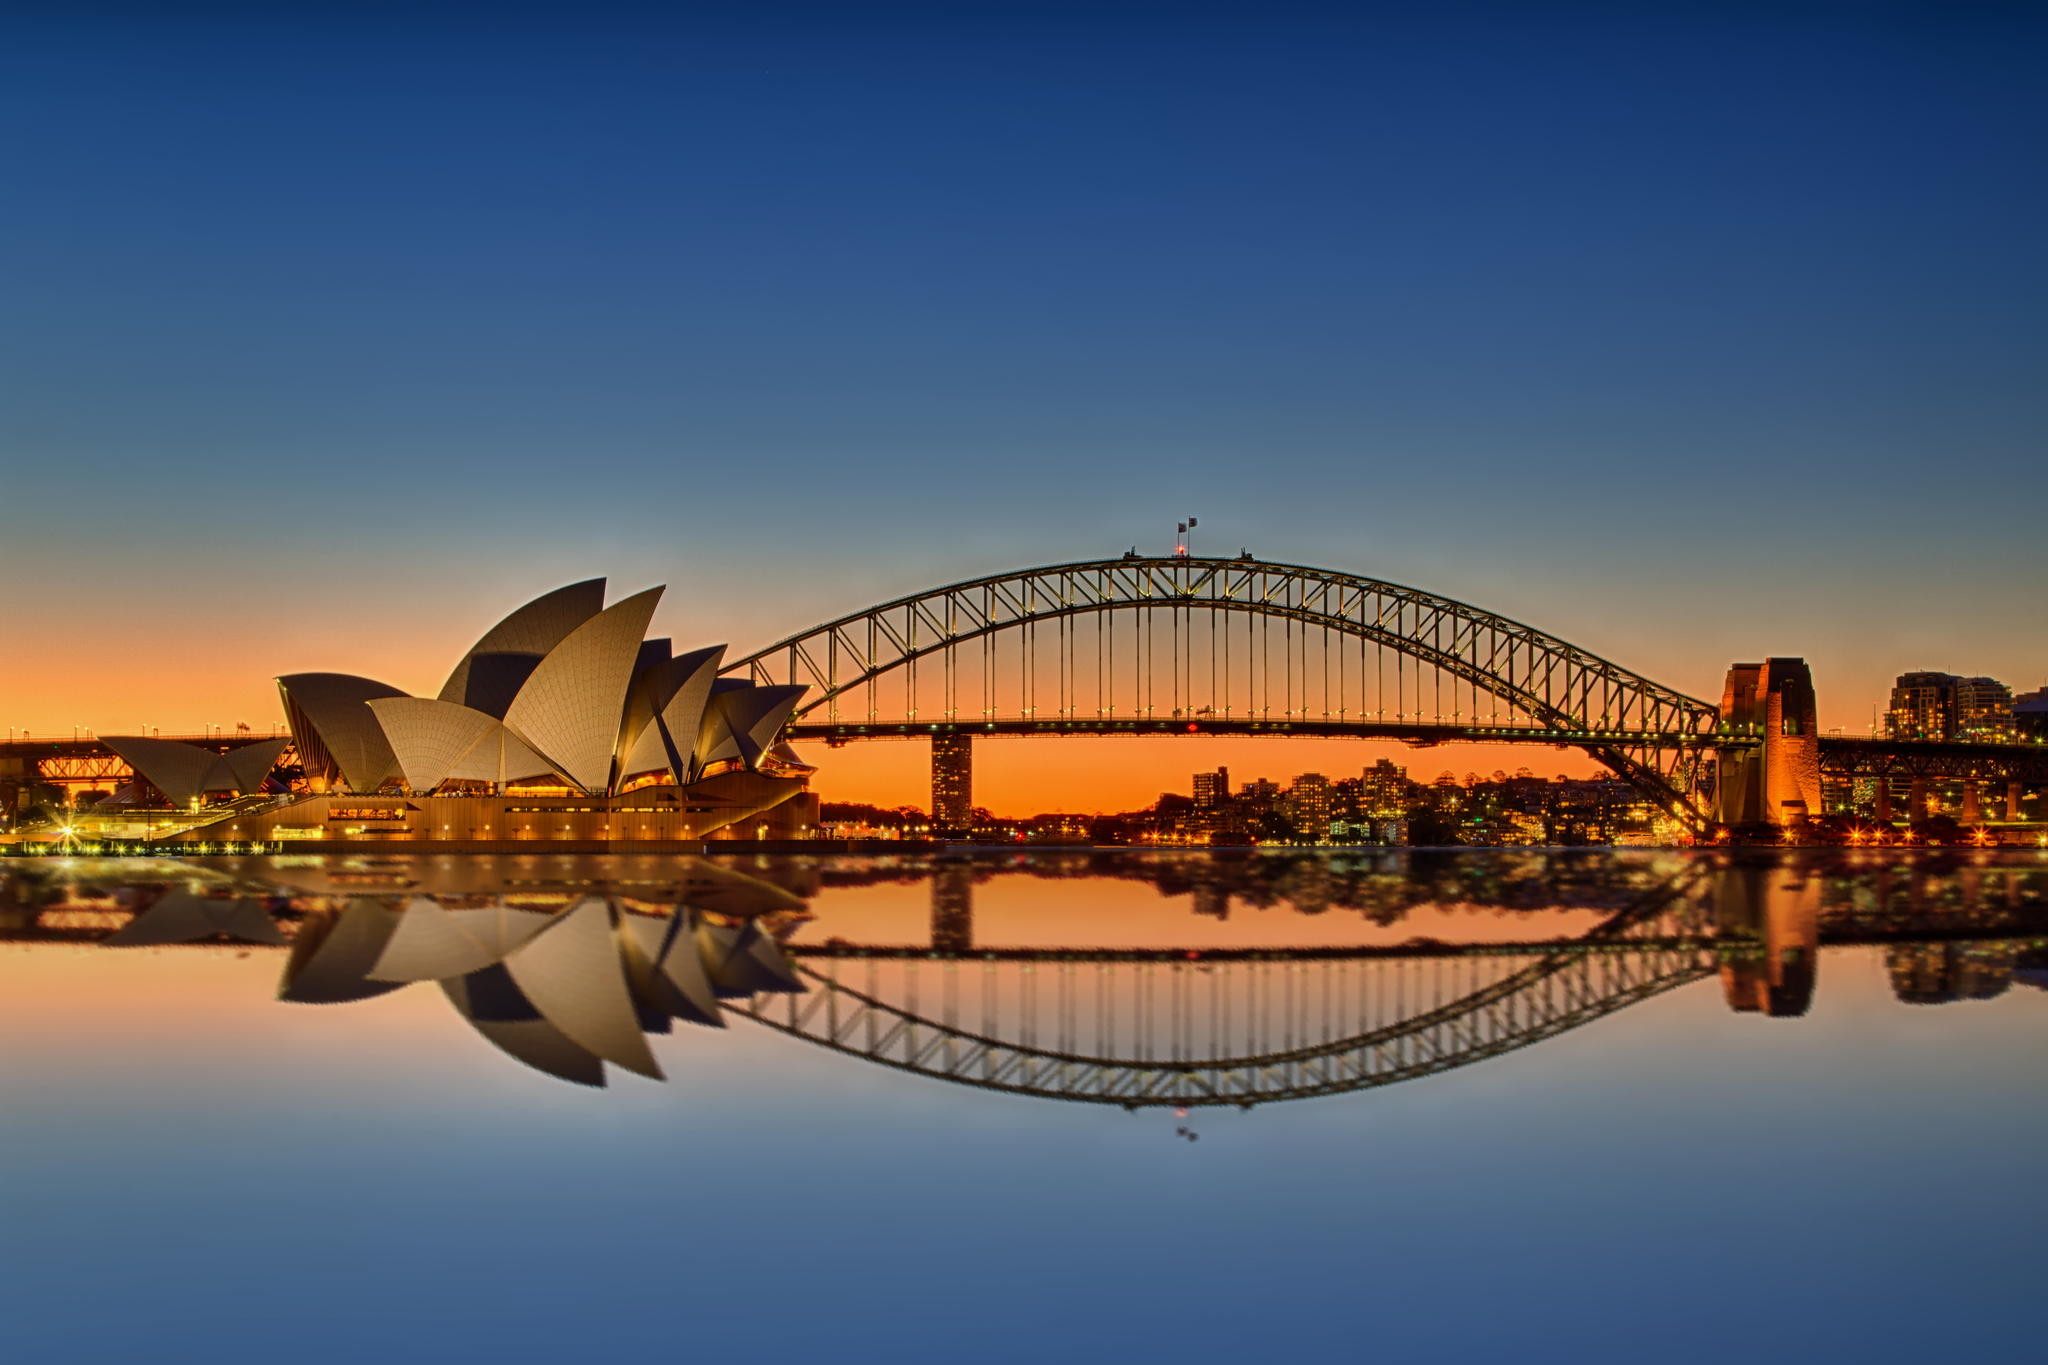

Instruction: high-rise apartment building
[1886,672,2013,741]
[931,734,973,835]
[1192,767,1230,809]
[1359,758,1409,815]
[1955,677,2015,741]
[1285,773,1333,840]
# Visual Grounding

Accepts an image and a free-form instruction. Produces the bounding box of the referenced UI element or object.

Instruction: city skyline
[7,557,2045,816]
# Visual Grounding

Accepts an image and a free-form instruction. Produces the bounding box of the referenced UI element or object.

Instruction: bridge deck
[791,716,1739,747]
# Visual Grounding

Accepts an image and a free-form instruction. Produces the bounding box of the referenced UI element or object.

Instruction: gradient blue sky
[3,2,2043,775]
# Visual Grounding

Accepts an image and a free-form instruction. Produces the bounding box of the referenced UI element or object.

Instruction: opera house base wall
[163,773,818,849]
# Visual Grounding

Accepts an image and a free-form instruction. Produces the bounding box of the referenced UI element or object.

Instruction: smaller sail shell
[438,579,607,710]
[501,588,665,795]
[278,674,409,793]
[367,698,561,793]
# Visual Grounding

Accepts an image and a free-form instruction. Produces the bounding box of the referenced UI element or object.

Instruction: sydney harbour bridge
[720,554,2047,832]
[6,553,2046,832]
[4,850,2042,1103]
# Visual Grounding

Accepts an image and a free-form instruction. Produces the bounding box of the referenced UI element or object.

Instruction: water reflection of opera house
[4,851,2042,1098]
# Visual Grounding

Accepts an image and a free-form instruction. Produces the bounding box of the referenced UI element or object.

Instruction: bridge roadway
[791,716,1740,749]
[0,732,285,759]
[1819,735,2048,782]
[9,725,2043,772]
[793,715,2048,774]
[0,732,287,788]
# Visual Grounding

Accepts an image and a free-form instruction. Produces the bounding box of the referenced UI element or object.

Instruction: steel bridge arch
[727,556,1726,819]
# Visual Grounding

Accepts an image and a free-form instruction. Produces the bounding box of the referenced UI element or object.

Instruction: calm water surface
[2,849,2042,1363]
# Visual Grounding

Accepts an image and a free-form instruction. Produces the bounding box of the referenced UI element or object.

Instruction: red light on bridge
[1186,723,1199,732]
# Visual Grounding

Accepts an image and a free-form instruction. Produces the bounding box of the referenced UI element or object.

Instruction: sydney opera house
[127,580,819,847]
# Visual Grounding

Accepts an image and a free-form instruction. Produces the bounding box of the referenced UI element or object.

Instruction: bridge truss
[726,556,1731,822]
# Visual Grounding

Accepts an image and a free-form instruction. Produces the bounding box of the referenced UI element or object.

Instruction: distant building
[1955,677,2015,740]
[931,734,974,835]
[1359,759,1409,815]
[1237,778,1281,813]
[2013,686,2048,740]
[1285,773,1333,841]
[1886,671,2013,742]
[1192,767,1230,809]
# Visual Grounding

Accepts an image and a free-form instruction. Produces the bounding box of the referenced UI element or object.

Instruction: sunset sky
[3,2,2043,811]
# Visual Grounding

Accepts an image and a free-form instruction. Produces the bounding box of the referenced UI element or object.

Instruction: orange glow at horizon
[799,735,1608,815]
[5,591,1968,818]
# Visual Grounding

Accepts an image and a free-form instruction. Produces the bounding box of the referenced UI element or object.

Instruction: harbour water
[2,849,2042,1362]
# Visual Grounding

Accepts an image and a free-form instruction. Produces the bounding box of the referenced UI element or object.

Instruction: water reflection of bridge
[756,875,1716,1107]
[734,856,2048,1105]
[2,852,2041,1100]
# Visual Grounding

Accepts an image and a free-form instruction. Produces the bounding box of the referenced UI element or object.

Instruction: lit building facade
[1887,671,2014,742]
[1285,773,1333,840]
[931,734,974,836]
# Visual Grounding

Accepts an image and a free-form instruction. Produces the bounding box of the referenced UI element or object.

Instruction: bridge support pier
[2009,781,2026,823]
[1910,778,1930,822]
[1717,659,1821,828]
[931,734,974,839]
[1961,780,1982,825]
[1874,780,1893,823]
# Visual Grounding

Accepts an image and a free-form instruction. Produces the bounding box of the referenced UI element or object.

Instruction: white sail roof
[367,698,561,793]
[692,682,807,777]
[277,673,407,793]
[438,579,606,712]
[220,738,289,793]
[501,587,664,795]
[620,644,726,783]
[102,736,278,805]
